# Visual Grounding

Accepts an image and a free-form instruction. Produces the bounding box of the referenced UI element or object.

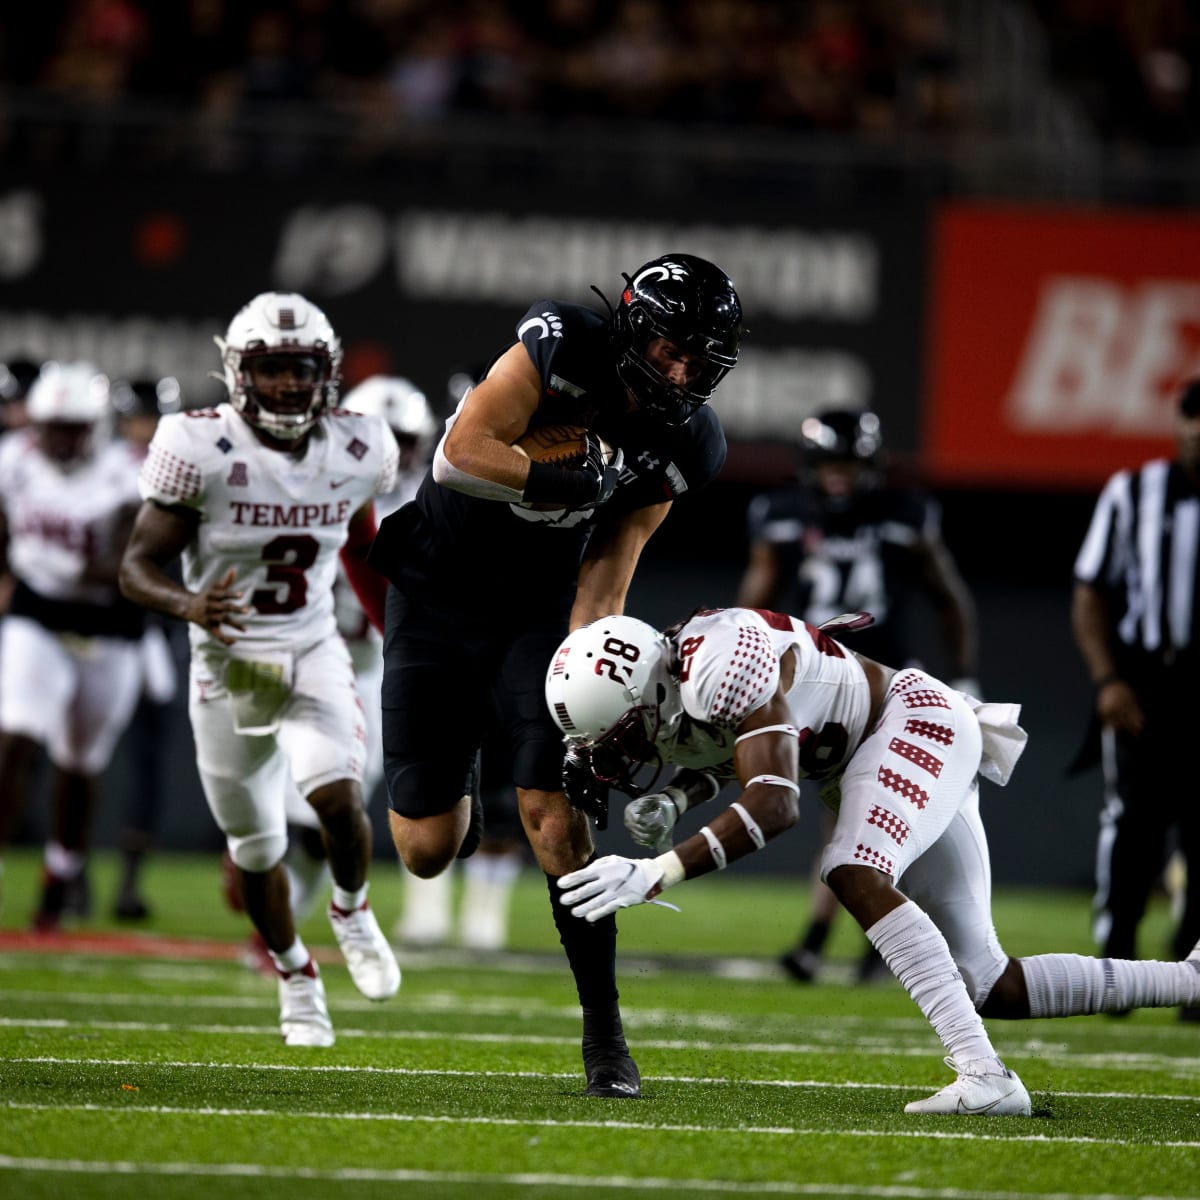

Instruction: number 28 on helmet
[545,615,684,795]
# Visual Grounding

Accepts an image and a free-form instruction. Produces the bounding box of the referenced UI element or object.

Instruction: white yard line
[1,1015,1198,1075]
[0,1156,1195,1199]
[3,1054,1199,1105]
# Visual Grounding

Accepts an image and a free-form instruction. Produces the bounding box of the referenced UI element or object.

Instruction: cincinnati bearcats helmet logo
[631,260,689,289]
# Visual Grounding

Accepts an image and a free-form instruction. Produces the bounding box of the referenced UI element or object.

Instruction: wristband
[699,825,727,870]
[731,802,766,850]
[662,785,688,818]
[523,461,595,508]
[654,849,686,889]
[1093,674,1120,690]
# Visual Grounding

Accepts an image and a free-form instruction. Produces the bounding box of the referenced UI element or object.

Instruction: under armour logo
[517,312,563,341]
[227,461,248,486]
[637,450,661,470]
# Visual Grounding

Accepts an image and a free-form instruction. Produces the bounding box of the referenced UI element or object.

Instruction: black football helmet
[112,376,183,419]
[611,253,743,425]
[0,357,41,403]
[800,408,883,464]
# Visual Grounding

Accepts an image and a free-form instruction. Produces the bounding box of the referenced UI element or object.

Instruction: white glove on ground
[558,855,666,922]
[624,792,679,851]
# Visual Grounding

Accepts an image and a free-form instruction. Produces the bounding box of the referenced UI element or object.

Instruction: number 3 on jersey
[251,534,319,614]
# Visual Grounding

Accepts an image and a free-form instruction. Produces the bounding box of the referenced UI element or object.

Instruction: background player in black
[368,253,741,1097]
[1072,378,1200,1020]
[737,407,979,983]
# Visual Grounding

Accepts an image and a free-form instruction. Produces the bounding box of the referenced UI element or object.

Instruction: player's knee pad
[385,755,473,819]
[227,830,288,874]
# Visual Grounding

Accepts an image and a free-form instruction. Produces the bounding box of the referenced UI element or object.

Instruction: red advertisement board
[925,205,1200,488]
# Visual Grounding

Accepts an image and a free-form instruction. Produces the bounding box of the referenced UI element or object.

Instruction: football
[511,423,591,467]
[511,423,616,523]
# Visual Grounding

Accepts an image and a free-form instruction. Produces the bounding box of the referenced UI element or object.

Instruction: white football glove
[624,792,679,851]
[558,855,666,922]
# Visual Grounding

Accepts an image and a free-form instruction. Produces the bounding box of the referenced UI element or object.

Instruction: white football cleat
[278,960,335,1048]
[904,1056,1031,1116]
[330,900,402,1000]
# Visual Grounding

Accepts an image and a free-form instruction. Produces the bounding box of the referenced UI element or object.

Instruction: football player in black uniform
[738,407,979,983]
[368,253,741,1097]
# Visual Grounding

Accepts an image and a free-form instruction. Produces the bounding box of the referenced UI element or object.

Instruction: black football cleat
[779,947,821,983]
[583,1042,642,1098]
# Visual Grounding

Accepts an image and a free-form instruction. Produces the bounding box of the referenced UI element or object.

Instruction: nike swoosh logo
[956,1084,1019,1114]
[329,477,354,489]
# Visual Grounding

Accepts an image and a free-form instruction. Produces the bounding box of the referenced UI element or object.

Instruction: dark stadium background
[2,0,1197,887]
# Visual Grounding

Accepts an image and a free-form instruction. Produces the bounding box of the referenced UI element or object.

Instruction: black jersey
[370,300,727,620]
[746,482,937,665]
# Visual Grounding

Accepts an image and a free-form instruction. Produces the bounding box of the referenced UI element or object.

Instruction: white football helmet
[27,361,110,424]
[215,291,342,440]
[27,361,111,467]
[341,375,437,464]
[545,614,683,794]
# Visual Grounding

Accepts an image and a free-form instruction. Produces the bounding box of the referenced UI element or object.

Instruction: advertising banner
[925,204,1200,488]
[0,174,928,469]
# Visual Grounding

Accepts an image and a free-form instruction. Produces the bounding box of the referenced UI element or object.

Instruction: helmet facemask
[216,292,342,442]
[228,347,336,441]
[583,702,674,798]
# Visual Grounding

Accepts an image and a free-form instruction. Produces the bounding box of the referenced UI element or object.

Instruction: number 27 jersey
[139,405,399,655]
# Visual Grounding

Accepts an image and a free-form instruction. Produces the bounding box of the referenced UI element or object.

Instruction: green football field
[0,848,1196,1200]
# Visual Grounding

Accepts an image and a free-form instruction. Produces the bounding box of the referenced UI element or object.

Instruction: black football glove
[563,745,609,831]
[576,436,624,510]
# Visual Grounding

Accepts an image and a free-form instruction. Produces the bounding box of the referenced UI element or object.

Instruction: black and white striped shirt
[1075,458,1200,659]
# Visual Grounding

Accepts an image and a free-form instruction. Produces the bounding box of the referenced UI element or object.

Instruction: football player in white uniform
[119,292,402,1047]
[0,362,146,928]
[284,376,442,936]
[545,609,1200,1116]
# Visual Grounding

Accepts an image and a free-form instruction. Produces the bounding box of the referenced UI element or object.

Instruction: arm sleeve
[340,505,388,634]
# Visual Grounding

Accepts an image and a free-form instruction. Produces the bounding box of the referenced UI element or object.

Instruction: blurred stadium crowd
[1,0,1196,153]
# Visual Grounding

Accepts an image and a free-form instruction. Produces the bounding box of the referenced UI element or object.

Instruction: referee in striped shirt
[1072,378,1200,1009]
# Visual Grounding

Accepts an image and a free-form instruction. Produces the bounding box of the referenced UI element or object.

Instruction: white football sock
[396,868,453,944]
[867,900,997,1066]
[1021,953,1200,1017]
[331,882,368,912]
[460,850,522,950]
[270,937,310,974]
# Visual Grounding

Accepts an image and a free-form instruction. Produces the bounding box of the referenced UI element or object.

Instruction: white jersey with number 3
[138,405,399,655]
